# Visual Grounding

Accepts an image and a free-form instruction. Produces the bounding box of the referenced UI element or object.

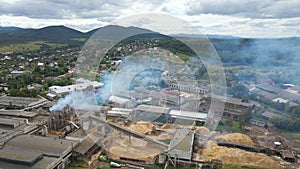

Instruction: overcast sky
[0,0,299,38]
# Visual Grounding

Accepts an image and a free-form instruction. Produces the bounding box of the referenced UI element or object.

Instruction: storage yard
[108,132,164,163]
[201,141,283,169]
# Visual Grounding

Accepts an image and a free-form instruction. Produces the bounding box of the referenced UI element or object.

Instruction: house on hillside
[10,70,25,76]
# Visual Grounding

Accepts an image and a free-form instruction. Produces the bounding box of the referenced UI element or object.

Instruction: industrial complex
[0,70,298,169]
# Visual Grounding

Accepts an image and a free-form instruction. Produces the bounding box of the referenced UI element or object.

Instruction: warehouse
[0,110,37,119]
[0,96,47,109]
[131,105,170,123]
[212,95,257,109]
[107,108,133,118]
[66,129,101,159]
[0,118,25,128]
[48,81,103,97]
[108,95,134,108]
[169,110,207,125]
[0,135,77,169]
[0,117,38,147]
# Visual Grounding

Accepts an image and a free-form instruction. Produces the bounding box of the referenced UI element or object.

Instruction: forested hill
[0,25,155,46]
[0,25,86,45]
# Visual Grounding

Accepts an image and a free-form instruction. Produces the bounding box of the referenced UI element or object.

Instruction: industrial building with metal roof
[168,128,195,161]
[169,110,207,122]
[0,96,46,108]
[0,110,37,118]
[48,81,104,97]
[0,135,77,169]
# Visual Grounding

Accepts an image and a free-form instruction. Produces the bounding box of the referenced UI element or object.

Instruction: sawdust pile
[216,133,254,146]
[160,123,176,129]
[202,141,283,169]
[124,122,174,140]
[108,135,163,162]
[128,121,155,135]
[194,126,210,135]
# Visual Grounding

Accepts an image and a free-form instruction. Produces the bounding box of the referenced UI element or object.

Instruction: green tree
[6,102,16,110]
[231,83,249,99]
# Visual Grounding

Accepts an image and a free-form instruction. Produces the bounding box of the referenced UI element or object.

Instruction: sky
[0,0,299,38]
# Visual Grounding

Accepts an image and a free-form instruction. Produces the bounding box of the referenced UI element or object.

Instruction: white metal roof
[10,70,24,74]
[272,97,288,103]
[135,105,170,114]
[46,93,56,98]
[274,141,282,145]
[49,81,103,94]
[107,110,130,117]
[169,110,207,120]
[109,96,130,104]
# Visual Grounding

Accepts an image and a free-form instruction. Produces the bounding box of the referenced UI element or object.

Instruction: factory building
[131,105,170,123]
[0,110,37,120]
[107,108,133,118]
[48,80,103,98]
[47,106,76,133]
[0,118,25,128]
[169,83,208,94]
[0,135,77,169]
[108,96,134,108]
[127,105,207,124]
[168,128,195,161]
[212,95,258,109]
[66,129,101,160]
[0,116,38,147]
[169,110,207,125]
[0,96,47,109]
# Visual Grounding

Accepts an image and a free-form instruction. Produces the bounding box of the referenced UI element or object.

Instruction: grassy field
[145,163,268,169]
[216,119,243,132]
[279,129,300,140]
[65,160,88,169]
[223,164,269,169]
[46,42,68,48]
[76,72,99,81]
[145,164,197,169]
[0,41,67,52]
[71,38,87,42]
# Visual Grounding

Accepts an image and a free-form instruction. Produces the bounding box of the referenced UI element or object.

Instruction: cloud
[0,0,299,37]
[186,0,300,19]
[0,0,130,20]
[0,15,108,32]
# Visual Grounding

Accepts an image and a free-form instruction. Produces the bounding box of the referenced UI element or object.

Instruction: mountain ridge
[0,25,159,45]
[0,25,300,39]
[0,25,299,42]
[0,25,299,48]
